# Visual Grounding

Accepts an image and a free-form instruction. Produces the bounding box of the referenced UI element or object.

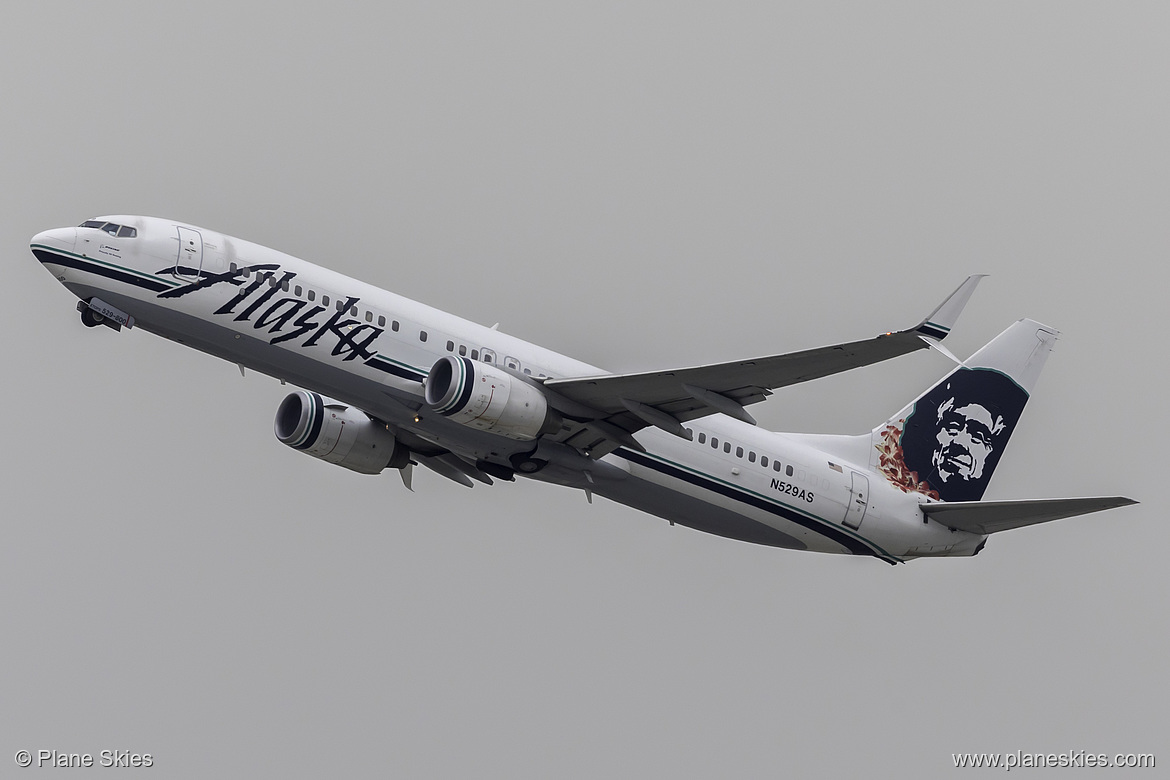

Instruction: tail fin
[872,319,1058,502]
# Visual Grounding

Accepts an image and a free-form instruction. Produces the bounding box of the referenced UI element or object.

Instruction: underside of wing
[541,276,985,456]
[921,496,1138,535]
[545,329,928,419]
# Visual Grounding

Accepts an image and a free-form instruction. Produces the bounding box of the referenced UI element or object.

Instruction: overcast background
[3,2,1165,777]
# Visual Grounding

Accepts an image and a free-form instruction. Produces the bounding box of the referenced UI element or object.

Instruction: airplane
[30,216,1136,563]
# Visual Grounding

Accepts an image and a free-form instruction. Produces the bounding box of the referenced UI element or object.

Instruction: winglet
[914,274,986,340]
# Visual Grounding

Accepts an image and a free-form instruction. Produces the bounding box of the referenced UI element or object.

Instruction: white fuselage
[32,215,985,563]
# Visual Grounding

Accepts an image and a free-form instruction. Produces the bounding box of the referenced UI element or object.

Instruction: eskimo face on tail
[880,367,1028,502]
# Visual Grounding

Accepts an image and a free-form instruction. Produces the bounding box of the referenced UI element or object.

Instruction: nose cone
[31,227,77,254]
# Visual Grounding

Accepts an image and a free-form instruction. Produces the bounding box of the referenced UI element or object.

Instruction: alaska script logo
[158,264,385,364]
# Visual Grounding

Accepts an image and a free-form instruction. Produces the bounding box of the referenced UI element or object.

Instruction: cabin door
[843,471,869,529]
[175,226,204,279]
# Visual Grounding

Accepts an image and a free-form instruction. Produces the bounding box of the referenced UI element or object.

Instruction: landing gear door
[844,471,869,530]
[175,226,204,279]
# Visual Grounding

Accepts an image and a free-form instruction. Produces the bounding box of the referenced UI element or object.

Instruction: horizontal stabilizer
[922,496,1137,535]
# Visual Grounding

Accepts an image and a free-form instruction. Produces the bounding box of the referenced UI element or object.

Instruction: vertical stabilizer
[872,319,1058,501]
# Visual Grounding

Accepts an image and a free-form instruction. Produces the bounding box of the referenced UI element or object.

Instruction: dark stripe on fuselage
[366,357,427,382]
[614,447,892,561]
[34,249,172,294]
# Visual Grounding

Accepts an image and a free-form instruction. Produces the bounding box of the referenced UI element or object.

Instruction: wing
[921,496,1138,535]
[388,424,501,489]
[542,276,984,456]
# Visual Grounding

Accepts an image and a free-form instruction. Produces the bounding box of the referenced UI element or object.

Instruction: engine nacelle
[423,355,561,441]
[274,391,408,475]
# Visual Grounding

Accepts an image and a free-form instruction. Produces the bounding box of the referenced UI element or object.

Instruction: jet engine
[274,391,409,474]
[423,355,561,441]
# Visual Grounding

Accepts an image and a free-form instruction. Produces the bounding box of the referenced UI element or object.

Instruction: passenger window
[761,456,768,468]
[281,280,289,292]
[378,315,386,327]
[773,461,782,472]
[365,311,372,323]
[786,465,794,477]
[505,357,520,370]
[724,442,731,453]
[230,262,238,273]
[308,290,316,301]
[470,349,479,359]
[711,437,719,449]
[391,320,399,332]
[458,345,467,356]
[698,433,706,444]
[420,331,428,342]
[336,300,345,312]
[748,451,756,463]
[117,225,137,238]
[735,446,743,458]
[294,285,302,296]
[322,295,330,307]
[446,340,454,352]
[350,305,357,316]
[523,368,531,375]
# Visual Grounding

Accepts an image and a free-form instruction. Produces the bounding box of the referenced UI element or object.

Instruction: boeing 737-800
[31,216,1135,563]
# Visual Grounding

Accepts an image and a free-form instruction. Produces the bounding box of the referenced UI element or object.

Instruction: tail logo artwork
[876,367,1028,502]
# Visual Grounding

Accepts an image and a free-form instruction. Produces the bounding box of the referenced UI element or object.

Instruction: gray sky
[3,2,1165,776]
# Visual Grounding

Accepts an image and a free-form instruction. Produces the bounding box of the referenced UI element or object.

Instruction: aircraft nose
[31,227,77,253]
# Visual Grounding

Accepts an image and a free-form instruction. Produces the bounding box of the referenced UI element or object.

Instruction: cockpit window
[78,220,137,238]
